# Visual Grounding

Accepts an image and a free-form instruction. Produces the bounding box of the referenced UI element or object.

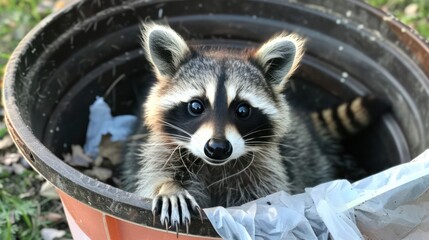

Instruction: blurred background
[0,0,428,239]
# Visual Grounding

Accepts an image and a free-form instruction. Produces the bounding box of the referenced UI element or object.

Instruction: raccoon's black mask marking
[162,59,274,150]
[163,100,273,146]
[229,100,274,144]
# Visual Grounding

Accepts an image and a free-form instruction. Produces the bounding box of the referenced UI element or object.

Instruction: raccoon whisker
[162,145,180,169]
[130,134,190,148]
[241,160,255,181]
[156,132,192,140]
[207,152,255,189]
[166,136,192,142]
[232,157,240,169]
[242,129,266,138]
[188,155,202,169]
[247,149,271,156]
[246,150,278,162]
[243,134,284,142]
[245,141,288,147]
[159,120,193,137]
[223,166,228,188]
[196,161,206,175]
[220,166,228,189]
[136,142,178,147]
[219,167,225,189]
[192,157,207,175]
[246,134,284,139]
[242,128,274,138]
[252,149,298,165]
[178,146,196,177]
[252,148,299,160]
[136,147,178,156]
[247,148,284,161]
[186,154,197,166]
[177,148,191,157]
[136,147,175,157]
[151,133,192,143]
[246,141,298,150]
[127,133,191,145]
[158,121,209,146]
[163,137,191,144]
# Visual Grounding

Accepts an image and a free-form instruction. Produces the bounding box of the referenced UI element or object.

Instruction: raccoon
[120,23,388,232]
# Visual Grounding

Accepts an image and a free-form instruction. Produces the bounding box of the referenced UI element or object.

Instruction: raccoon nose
[204,138,233,160]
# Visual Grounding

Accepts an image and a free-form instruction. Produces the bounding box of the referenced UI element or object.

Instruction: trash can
[3,0,429,239]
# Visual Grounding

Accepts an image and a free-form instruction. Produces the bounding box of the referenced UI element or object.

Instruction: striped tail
[311,96,390,139]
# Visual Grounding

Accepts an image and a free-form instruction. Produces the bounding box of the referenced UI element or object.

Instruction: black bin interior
[4,0,429,235]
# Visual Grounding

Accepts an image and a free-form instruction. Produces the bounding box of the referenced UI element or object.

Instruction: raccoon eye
[188,99,205,116]
[236,103,251,119]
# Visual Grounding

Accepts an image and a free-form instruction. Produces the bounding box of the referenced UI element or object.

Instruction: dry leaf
[99,134,123,166]
[62,153,72,163]
[41,228,66,240]
[39,181,60,199]
[94,156,103,167]
[0,134,14,150]
[84,167,112,182]
[64,145,93,168]
[39,212,64,223]
[0,152,21,165]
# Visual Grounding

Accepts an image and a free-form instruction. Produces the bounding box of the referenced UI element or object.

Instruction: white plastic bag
[204,150,429,240]
[83,97,137,157]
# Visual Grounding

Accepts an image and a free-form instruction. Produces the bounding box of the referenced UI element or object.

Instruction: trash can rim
[2,0,429,236]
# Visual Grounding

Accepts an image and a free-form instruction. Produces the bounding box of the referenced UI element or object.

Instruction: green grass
[0,165,69,240]
[0,0,427,239]
[0,2,70,239]
[367,0,429,38]
[0,0,45,78]
[1,170,40,239]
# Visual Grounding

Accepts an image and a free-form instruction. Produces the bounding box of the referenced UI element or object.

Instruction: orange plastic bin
[4,0,429,239]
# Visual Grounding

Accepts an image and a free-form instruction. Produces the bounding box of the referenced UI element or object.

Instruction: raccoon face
[142,24,304,166]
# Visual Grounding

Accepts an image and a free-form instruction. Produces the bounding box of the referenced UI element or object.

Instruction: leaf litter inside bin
[99,134,123,166]
[63,145,93,168]
[62,134,125,185]
[84,167,113,182]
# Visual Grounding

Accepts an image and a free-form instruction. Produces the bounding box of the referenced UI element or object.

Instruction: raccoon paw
[152,189,202,235]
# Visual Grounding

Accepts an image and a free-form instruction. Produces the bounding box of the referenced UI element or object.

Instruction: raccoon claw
[152,190,201,235]
[184,218,189,234]
[175,221,179,238]
[196,205,203,223]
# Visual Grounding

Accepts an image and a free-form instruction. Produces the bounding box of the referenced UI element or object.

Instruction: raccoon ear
[142,23,190,80]
[252,33,305,91]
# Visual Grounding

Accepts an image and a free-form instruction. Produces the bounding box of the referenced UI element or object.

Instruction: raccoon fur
[120,23,388,230]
